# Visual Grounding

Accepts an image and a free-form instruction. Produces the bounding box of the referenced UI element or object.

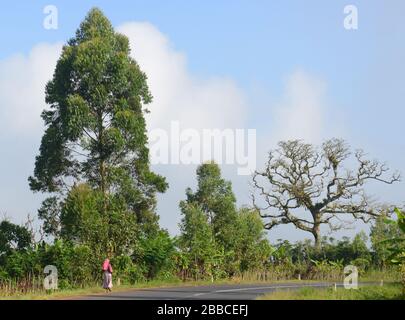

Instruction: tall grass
[258,283,405,300]
[0,275,44,296]
[233,265,401,283]
[0,274,102,297]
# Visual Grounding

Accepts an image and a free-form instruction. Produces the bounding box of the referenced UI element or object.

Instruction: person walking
[102,258,113,292]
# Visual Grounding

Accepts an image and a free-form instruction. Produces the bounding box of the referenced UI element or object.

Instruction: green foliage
[0,239,95,289]
[185,162,238,252]
[0,221,32,258]
[178,164,273,280]
[307,259,343,280]
[371,212,404,268]
[111,254,146,284]
[2,249,41,279]
[37,197,61,237]
[234,208,272,273]
[59,183,126,262]
[137,230,176,279]
[381,208,405,292]
[379,209,405,265]
[290,232,372,269]
[39,240,95,288]
[178,202,219,280]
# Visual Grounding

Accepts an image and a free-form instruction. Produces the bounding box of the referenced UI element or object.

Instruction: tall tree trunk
[100,160,107,211]
[98,114,110,256]
[97,112,108,217]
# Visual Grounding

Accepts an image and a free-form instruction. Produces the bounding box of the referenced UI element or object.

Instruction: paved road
[79,282,346,300]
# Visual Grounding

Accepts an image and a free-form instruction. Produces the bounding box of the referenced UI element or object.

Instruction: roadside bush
[136,230,177,279]
[112,254,146,284]
[305,260,343,281]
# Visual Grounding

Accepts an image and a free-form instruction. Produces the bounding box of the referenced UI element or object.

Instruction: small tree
[252,139,400,248]
[235,208,272,273]
[370,212,404,269]
[138,230,175,279]
[383,208,405,293]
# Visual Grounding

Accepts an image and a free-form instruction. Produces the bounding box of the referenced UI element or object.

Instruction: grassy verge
[257,283,405,300]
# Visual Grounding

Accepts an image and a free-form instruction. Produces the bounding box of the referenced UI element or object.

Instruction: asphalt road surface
[78,282,347,300]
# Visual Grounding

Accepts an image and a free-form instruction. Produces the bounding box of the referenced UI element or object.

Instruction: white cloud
[0,43,62,135]
[117,22,247,132]
[254,68,343,174]
[271,69,327,144]
[0,43,62,226]
[0,24,247,137]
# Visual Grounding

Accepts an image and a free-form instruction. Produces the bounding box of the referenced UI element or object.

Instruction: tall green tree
[183,162,238,252]
[28,8,167,253]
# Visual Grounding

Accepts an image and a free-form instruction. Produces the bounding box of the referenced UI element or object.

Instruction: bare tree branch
[252,138,401,247]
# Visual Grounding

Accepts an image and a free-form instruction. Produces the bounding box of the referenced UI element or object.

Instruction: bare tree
[252,139,400,248]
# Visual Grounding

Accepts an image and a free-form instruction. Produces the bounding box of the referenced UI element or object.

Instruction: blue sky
[1,1,402,130]
[0,1,385,79]
[0,1,404,242]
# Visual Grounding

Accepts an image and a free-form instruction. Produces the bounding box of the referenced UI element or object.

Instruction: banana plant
[382,208,405,294]
[382,208,405,265]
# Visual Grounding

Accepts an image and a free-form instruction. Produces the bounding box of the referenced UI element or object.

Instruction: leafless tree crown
[252,139,400,244]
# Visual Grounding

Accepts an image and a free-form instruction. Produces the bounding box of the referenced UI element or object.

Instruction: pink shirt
[102,259,113,273]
